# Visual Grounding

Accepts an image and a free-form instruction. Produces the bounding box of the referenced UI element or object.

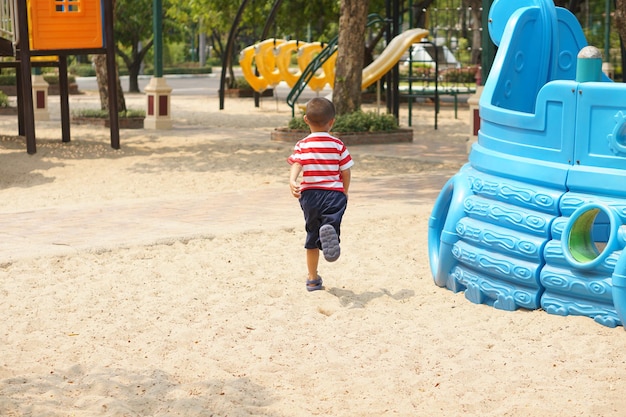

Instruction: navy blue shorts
[299,189,348,250]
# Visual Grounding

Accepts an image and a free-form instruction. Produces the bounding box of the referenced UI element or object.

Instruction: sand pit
[0,91,625,416]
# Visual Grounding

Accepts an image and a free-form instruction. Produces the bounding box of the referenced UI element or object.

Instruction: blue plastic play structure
[428,0,626,328]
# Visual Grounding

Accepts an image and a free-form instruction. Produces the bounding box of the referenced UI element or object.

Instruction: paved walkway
[0,189,294,261]
[0,94,470,263]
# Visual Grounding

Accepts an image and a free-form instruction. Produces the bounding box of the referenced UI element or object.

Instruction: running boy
[288,97,354,292]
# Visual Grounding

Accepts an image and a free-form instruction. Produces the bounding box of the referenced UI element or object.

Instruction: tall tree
[93,0,126,112]
[333,0,370,116]
[92,54,126,112]
[613,0,626,81]
[464,0,483,65]
[114,0,155,92]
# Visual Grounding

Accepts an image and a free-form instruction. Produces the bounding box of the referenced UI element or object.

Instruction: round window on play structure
[562,204,617,269]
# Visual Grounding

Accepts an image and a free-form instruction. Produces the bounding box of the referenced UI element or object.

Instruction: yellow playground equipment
[239,38,337,93]
[239,28,429,94]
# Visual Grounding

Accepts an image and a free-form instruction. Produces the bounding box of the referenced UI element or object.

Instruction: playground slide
[361,28,429,90]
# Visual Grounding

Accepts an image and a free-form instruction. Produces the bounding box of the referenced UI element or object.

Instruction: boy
[288,97,354,292]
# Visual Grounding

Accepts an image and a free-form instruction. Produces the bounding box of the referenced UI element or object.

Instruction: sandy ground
[1,90,625,417]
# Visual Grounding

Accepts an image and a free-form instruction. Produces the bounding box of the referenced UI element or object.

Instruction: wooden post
[16,0,36,154]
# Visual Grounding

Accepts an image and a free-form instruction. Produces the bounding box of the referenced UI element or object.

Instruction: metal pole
[255,0,284,108]
[104,0,120,148]
[392,0,400,120]
[220,0,250,110]
[153,0,163,78]
[16,0,36,153]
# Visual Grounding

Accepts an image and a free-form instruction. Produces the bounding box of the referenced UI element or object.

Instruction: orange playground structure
[0,0,119,154]
[28,0,104,50]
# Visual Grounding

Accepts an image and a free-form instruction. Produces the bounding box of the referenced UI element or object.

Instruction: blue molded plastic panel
[484,7,550,114]
[552,8,588,80]
[573,82,626,169]
[428,0,626,328]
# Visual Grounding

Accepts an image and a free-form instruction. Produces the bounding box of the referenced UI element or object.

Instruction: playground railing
[286,37,338,116]
[401,58,478,128]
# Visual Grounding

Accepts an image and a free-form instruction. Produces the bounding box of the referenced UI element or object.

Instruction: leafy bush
[0,74,76,85]
[400,64,435,80]
[288,116,308,130]
[332,111,398,132]
[0,91,10,107]
[70,62,212,77]
[69,63,96,77]
[0,74,16,86]
[233,76,251,89]
[288,110,398,133]
[205,57,221,67]
[441,66,478,84]
[143,66,212,75]
[43,74,77,85]
[72,108,146,118]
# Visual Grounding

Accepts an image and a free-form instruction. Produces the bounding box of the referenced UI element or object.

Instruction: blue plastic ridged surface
[428,0,626,328]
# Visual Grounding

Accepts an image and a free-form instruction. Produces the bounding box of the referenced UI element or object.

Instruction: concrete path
[0,93,470,263]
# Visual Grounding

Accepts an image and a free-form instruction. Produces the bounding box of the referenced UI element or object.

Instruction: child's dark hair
[305,97,335,125]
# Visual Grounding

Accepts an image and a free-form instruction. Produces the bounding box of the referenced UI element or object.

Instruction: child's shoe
[319,224,340,262]
[306,275,323,291]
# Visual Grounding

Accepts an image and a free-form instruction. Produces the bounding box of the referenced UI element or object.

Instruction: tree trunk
[464,0,483,65]
[92,0,126,111]
[117,39,153,93]
[92,54,127,112]
[199,29,207,67]
[127,60,142,93]
[333,0,370,116]
[616,0,625,44]
[614,0,626,81]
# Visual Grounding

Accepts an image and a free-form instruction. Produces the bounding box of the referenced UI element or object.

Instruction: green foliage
[441,66,478,84]
[0,74,75,86]
[233,76,251,89]
[69,63,96,77]
[288,111,398,133]
[205,57,221,67]
[165,42,187,66]
[111,0,390,93]
[454,37,471,64]
[143,66,212,75]
[274,1,340,42]
[288,116,308,130]
[0,75,16,86]
[72,108,146,118]
[0,91,10,107]
[42,74,77,85]
[403,65,435,80]
[332,111,398,133]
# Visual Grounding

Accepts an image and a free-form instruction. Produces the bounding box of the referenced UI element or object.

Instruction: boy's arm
[341,168,351,196]
[290,163,302,198]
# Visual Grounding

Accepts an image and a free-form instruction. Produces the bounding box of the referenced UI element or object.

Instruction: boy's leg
[318,192,346,262]
[305,248,322,291]
[306,248,320,280]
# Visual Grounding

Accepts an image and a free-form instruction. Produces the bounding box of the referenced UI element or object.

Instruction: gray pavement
[0,90,470,263]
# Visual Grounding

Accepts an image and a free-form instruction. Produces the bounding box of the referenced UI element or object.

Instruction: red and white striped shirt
[288,132,354,192]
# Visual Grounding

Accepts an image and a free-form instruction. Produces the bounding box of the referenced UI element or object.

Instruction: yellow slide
[361,28,429,90]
